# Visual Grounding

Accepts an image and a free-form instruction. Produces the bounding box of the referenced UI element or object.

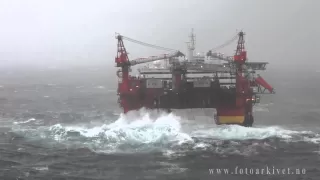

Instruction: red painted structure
[115,31,275,126]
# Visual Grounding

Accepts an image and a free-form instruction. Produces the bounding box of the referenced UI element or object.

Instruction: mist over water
[1,0,320,69]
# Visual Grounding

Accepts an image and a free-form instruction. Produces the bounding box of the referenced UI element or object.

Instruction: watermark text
[209,166,306,175]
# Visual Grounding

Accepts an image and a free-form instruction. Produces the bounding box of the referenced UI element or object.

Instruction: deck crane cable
[210,33,239,51]
[120,35,177,52]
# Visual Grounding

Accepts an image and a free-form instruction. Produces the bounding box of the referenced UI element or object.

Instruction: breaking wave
[11,109,320,156]
[13,118,36,125]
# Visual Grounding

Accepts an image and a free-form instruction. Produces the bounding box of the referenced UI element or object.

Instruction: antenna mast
[187,28,196,62]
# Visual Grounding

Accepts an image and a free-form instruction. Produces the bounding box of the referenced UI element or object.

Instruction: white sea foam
[12,109,320,155]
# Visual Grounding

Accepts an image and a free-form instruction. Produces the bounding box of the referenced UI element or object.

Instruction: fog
[0,0,319,71]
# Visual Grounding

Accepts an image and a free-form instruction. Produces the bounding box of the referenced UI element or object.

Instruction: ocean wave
[11,109,320,156]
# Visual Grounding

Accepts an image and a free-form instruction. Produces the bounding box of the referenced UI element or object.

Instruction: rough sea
[0,66,319,180]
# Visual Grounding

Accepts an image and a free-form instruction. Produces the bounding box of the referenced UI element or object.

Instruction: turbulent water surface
[0,67,319,180]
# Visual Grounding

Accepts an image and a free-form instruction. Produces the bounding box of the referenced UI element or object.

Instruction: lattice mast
[233,31,251,108]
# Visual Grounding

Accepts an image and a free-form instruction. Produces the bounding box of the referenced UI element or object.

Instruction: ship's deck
[138,61,268,74]
[138,63,235,74]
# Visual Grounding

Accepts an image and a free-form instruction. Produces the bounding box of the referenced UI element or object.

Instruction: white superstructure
[186,29,205,64]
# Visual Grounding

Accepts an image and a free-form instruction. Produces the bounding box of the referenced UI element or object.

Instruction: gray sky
[0,0,319,70]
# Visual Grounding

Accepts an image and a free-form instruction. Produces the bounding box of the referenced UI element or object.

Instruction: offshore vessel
[115,29,275,127]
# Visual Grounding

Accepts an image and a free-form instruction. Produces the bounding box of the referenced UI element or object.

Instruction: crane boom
[207,50,234,62]
[130,51,184,66]
[206,34,275,94]
[115,33,184,67]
